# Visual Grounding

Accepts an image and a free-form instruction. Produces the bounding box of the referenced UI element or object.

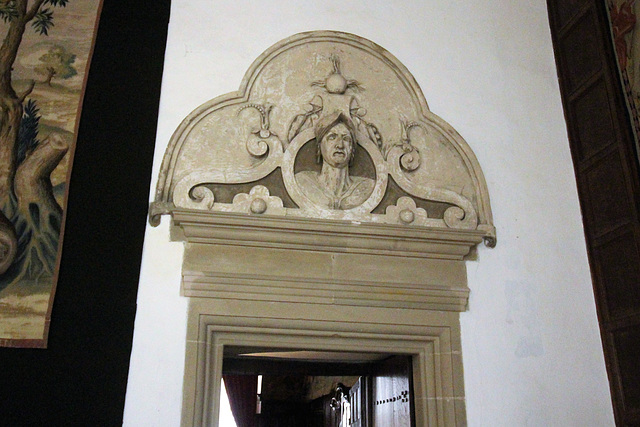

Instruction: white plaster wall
[123,1,616,426]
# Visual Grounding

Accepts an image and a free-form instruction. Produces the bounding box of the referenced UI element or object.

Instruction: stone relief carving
[150,31,496,246]
[294,112,375,210]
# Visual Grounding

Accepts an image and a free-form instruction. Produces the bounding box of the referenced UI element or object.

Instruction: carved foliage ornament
[150,31,496,246]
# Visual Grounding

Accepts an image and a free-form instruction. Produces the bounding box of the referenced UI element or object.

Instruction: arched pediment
[150,31,496,247]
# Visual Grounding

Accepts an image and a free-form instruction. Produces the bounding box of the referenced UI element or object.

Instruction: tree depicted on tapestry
[34,44,77,86]
[0,0,71,283]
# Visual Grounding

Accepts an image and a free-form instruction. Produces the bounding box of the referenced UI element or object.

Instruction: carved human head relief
[294,111,373,210]
[150,31,496,246]
[317,117,355,168]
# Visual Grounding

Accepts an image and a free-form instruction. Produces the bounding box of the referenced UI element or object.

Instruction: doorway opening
[221,347,415,427]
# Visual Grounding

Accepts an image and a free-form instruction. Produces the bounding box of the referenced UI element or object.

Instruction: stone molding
[181,242,471,312]
[183,306,466,426]
[172,209,485,260]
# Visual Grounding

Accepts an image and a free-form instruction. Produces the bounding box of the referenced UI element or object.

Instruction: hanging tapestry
[0,0,103,347]
[607,0,640,149]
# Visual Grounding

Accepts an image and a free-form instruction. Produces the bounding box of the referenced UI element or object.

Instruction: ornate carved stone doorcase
[150,31,495,426]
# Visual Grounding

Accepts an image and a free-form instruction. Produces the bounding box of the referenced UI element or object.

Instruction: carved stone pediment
[150,31,496,249]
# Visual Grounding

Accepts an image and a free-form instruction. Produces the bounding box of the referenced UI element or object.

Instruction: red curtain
[223,375,258,427]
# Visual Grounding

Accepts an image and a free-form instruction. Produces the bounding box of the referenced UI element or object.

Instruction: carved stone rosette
[150,31,496,250]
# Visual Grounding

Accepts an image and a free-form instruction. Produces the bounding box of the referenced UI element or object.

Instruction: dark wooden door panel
[570,78,617,162]
[371,356,413,427]
[612,325,640,422]
[593,224,640,320]
[582,148,635,235]
[557,0,591,29]
[558,6,603,93]
[548,0,640,425]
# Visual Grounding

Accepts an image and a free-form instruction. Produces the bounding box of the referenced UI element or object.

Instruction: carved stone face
[320,122,353,169]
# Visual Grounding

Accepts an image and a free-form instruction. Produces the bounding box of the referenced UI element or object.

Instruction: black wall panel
[0,0,170,424]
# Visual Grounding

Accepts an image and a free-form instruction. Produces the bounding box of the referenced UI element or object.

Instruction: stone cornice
[171,209,485,260]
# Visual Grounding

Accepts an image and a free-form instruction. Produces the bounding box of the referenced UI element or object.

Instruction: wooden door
[349,377,371,427]
[548,1,640,424]
[371,356,413,427]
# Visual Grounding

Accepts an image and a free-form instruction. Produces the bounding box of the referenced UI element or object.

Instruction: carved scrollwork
[238,103,283,158]
[189,185,215,210]
[384,118,422,172]
[148,201,174,227]
[478,224,497,248]
[399,149,420,172]
[172,125,285,210]
[173,173,218,210]
[386,153,478,230]
[246,133,282,158]
[238,103,273,132]
[444,206,465,227]
[399,120,423,172]
[246,135,269,157]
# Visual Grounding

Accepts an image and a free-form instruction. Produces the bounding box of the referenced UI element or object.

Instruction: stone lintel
[172,209,485,260]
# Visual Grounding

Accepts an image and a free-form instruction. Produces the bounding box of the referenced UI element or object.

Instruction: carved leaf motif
[364,121,383,151]
[287,112,311,142]
[287,101,322,143]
